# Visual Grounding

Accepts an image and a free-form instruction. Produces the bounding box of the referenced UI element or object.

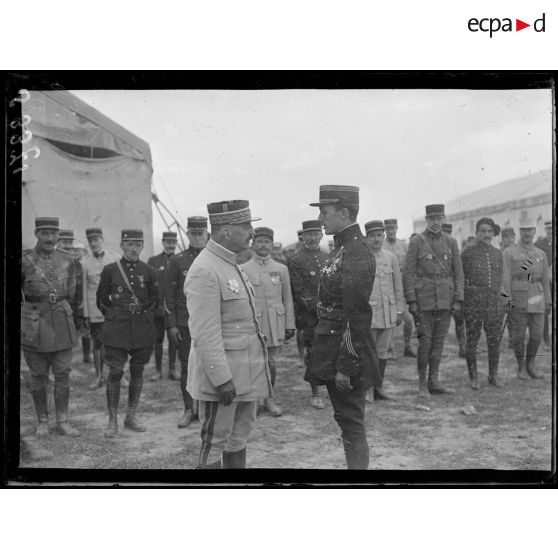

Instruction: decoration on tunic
[226,279,240,294]
[138,275,145,289]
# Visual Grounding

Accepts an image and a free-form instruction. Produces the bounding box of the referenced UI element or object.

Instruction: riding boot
[428,368,455,395]
[467,355,479,390]
[82,335,91,363]
[488,351,503,387]
[168,342,178,379]
[124,373,147,432]
[525,339,543,379]
[89,349,105,390]
[32,386,50,437]
[342,438,369,470]
[374,358,394,400]
[151,344,163,381]
[516,356,529,380]
[104,378,120,437]
[418,368,430,399]
[222,447,247,469]
[196,460,222,469]
[54,386,80,436]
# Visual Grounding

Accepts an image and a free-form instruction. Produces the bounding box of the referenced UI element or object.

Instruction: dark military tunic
[148,251,175,318]
[403,229,464,310]
[307,224,381,389]
[96,258,159,350]
[164,246,203,328]
[21,247,80,352]
[461,240,504,318]
[535,236,553,267]
[287,246,329,332]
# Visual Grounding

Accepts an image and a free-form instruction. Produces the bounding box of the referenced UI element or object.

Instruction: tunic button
[331,330,335,334]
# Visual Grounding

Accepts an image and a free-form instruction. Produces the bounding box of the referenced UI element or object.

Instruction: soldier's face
[162,239,177,253]
[519,228,535,244]
[88,235,104,254]
[58,239,73,251]
[35,229,59,252]
[253,236,273,257]
[121,240,143,261]
[318,205,344,235]
[426,214,444,232]
[227,223,254,253]
[366,230,385,250]
[545,225,552,239]
[302,230,322,249]
[501,234,515,248]
[385,226,397,241]
[187,230,209,250]
[476,224,495,246]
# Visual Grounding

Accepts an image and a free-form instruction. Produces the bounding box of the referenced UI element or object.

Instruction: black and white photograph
[3,72,555,484]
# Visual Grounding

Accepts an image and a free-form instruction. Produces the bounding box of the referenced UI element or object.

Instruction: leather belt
[25,295,68,303]
[111,302,150,314]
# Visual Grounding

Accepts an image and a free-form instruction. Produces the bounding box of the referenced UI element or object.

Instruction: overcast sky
[73,89,552,247]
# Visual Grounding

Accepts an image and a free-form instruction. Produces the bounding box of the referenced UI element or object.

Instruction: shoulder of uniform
[55,248,72,256]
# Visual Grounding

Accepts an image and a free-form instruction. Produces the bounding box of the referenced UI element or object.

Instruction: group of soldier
[20,185,552,469]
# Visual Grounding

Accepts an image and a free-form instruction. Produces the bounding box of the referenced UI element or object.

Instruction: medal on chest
[226,279,240,294]
[138,274,145,289]
[270,271,281,285]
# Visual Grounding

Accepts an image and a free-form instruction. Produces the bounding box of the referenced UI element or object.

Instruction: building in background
[413,169,553,248]
[22,90,154,256]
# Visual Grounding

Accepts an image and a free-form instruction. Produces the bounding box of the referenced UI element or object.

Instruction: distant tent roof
[445,169,552,217]
[26,90,152,171]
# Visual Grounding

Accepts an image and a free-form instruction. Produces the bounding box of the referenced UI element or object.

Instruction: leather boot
[104,379,120,438]
[168,342,179,379]
[150,344,163,381]
[428,368,455,395]
[467,357,479,390]
[54,386,80,436]
[124,373,147,432]
[374,359,394,400]
[222,447,247,469]
[89,349,105,390]
[516,356,530,380]
[418,368,430,399]
[526,355,543,379]
[177,410,194,429]
[404,345,416,358]
[32,386,50,437]
[82,335,91,363]
[342,438,369,470]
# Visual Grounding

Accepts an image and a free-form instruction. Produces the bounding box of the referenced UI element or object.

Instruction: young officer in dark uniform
[148,231,178,381]
[306,185,381,470]
[96,229,159,437]
[403,204,464,398]
[287,220,329,409]
[461,218,504,389]
[21,217,81,437]
[164,216,209,428]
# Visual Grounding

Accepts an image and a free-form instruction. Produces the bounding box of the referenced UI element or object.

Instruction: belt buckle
[49,293,57,304]
[129,302,137,313]
[326,306,332,313]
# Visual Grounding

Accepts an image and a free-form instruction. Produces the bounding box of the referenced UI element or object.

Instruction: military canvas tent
[21,90,154,257]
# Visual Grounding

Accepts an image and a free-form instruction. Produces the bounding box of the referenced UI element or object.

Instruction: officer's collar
[333,223,362,247]
[254,253,271,264]
[163,250,174,257]
[206,238,237,266]
[121,256,138,265]
[303,245,321,252]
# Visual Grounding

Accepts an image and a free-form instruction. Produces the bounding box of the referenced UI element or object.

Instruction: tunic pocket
[223,335,251,395]
[62,300,78,345]
[21,306,40,348]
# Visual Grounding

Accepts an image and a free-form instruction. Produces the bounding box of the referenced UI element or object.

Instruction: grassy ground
[19,324,553,471]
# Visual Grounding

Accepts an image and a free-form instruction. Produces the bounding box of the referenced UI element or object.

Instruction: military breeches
[104,345,153,381]
[154,316,166,345]
[23,348,72,392]
[416,310,451,372]
[464,310,503,374]
[371,328,394,360]
[509,309,544,359]
[267,345,282,387]
[326,382,369,469]
[89,322,104,351]
[177,326,193,411]
[198,400,257,465]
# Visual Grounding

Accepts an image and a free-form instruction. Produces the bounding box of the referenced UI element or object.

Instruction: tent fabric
[22,136,154,257]
[25,91,152,168]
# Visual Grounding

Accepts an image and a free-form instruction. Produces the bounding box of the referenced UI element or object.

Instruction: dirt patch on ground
[19,326,553,472]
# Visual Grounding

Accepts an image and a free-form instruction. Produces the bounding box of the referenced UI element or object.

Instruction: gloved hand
[285,329,295,341]
[335,371,352,393]
[396,312,403,327]
[451,301,463,320]
[409,302,418,316]
[83,318,91,329]
[168,326,182,347]
[216,379,236,406]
